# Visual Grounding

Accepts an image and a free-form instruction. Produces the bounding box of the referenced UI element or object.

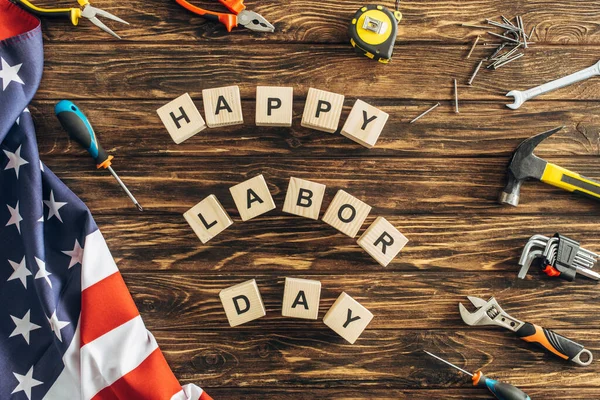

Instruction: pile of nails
[463,15,535,85]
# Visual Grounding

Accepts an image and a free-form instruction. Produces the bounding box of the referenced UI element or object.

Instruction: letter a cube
[202,85,244,128]
[229,174,276,221]
[301,88,345,133]
[282,177,326,220]
[219,279,266,327]
[184,195,233,244]
[156,93,206,144]
[323,292,373,344]
[282,277,322,320]
[358,217,408,267]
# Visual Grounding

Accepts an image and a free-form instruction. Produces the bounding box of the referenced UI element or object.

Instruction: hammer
[499,126,600,206]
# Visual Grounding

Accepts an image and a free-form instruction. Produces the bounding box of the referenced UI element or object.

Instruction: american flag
[0,2,211,399]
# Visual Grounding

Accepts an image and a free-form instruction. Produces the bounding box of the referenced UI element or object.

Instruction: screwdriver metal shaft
[107,166,143,211]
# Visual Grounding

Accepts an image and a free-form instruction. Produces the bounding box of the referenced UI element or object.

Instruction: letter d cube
[219,279,266,327]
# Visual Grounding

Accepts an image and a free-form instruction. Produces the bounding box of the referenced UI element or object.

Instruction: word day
[156,86,390,148]
[220,278,373,344]
[183,175,409,267]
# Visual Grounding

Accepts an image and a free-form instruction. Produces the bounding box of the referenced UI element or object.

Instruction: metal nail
[493,52,524,69]
[489,44,522,67]
[486,20,519,31]
[467,35,480,58]
[529,25,536,40]
[468,59,484,85]
[454,79,459,113]
[501,15,517,28]
[487,31,521,43]
[489,42,508,59]
[410,102,441,124]
[519,16,528,48]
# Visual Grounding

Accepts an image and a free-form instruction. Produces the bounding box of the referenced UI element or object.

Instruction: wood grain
[32,0,600,45]
[125,272,600,330]
[153,329,600,388]
[27,0,600,397]
[36,45,600,101]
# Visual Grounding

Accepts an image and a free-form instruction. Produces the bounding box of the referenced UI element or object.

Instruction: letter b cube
[282,177,326,220]
[219,279,266,327]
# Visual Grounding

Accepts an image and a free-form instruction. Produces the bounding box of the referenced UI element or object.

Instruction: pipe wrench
[459,296,593,366]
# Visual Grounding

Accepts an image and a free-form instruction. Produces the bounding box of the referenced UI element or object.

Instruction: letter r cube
[358,216,408,267]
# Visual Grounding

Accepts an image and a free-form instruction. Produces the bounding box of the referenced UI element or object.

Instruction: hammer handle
[541,163,600,201]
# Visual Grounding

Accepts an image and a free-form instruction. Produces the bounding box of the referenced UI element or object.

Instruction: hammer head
[499,126,564,206]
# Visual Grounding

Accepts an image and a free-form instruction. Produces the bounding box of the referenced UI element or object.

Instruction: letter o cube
[219,279,266,327]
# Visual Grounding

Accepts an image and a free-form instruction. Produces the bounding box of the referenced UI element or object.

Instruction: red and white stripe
[44,230,212,400]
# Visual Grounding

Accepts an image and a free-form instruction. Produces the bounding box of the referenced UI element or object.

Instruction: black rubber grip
[516,322,584,361]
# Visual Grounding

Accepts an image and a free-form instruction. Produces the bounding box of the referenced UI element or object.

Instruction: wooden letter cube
[229,174,276,221]
[358,216,408,267]
[282,277,321,320]
[219,279,266,327]
[202,85,244,128]
[156,93,206,144]
[301,88,345,133]
[322,190,371,237]
[183,195,233,244]
[256,86,293,127]
[341,99,389,148]
[282,177,326,220]
[323,292,373,344]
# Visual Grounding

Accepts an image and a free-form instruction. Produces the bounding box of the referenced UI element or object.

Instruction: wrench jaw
[505,90,524,109]
[459,296,524,332]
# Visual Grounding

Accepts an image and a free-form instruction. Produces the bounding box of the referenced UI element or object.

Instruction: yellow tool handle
[14,0,82,25]
[541,162,600,201]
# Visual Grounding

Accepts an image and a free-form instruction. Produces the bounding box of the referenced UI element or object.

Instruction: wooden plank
[39,156,600,215]
[31,100,600,158]
[152,329,600,387]
[124,272,600,330]
[32,0,600,45]
[201,387,600,400]
[36,44,600,101]
[95,214,600,274]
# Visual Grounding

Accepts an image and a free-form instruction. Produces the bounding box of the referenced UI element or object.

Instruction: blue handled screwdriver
[55,100,143,211]
[424,351,530,400]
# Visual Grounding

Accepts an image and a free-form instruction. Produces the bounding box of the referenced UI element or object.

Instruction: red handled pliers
[176,0,274,32]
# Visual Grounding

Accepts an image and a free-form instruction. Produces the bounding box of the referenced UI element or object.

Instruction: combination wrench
[506,60,600,109]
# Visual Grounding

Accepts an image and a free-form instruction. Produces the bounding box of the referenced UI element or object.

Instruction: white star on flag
[10,310,41,345]
[6,201,23,234]
[47,310,70,342]
[63,239,84,268]
[8,256,31,289]
[0,57,24,91]
[3,145,29,178]
[44,190,67,222]
[39,159,44,172]
[34,257,52,288]
[11,366,43,400]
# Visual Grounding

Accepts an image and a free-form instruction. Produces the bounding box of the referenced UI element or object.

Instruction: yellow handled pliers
[11,0,129,39]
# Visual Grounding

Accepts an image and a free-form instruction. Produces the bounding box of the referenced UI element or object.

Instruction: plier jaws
[176,0,274,33]
[11,0,128,39]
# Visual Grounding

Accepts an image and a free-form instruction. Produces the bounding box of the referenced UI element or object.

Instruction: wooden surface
[31,0,600,398]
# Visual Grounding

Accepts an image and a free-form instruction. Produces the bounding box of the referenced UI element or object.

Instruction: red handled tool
[176,0,274,32]
[459,296,593,366]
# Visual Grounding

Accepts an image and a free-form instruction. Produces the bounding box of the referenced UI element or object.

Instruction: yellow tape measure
[348,4,402,63]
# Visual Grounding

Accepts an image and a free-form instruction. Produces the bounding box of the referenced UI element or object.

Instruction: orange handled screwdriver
[55,100,143,211]
[424,351,530,400]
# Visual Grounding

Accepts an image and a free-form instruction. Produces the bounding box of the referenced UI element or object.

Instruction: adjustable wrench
[459,296,593,366]
[506,60,600,109]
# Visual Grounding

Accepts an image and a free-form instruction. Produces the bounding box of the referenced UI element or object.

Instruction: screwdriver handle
[473,372,530,400]
[516,322,593,366]
[55,100,113,169]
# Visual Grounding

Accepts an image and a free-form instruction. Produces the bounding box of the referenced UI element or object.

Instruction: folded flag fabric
[0,2,211,399]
